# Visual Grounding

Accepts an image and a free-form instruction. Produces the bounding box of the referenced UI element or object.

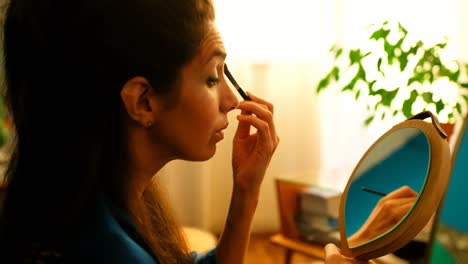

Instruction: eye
[207,76,220,87]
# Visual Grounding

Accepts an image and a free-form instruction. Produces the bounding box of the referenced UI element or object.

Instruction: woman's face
[152,22,239,161]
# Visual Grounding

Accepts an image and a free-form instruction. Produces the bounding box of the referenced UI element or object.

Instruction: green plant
[316,21,468,126]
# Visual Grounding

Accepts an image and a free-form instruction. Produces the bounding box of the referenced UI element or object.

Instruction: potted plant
[316,21,468,131]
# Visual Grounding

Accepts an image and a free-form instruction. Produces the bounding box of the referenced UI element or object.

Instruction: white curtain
[160,0,466,234]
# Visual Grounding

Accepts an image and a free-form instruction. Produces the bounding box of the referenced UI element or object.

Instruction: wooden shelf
[271,178,326,264]
[270,233,325,259]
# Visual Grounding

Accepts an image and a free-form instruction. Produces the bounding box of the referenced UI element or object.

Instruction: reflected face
[344,128,429,248]
[152,22,239,161]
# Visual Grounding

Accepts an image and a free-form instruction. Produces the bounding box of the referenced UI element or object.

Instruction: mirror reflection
[345,127,430,248]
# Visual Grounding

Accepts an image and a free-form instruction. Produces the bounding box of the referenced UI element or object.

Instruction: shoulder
[66,197,158,264]
[192,248,217,264]
[70,231,157,264]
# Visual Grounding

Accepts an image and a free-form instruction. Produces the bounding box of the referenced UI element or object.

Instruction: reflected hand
[348,185,418,246]
[325,244,377,264]
[232,92,279,194]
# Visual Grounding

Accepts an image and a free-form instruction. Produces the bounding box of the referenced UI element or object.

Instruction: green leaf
[463,95,468,103]
[368,80,377,93]
[462,83,468,88]
[399,54,409,71]
[364,115,374,126]
[317,77,330,93]
[335,48,343,59]
[407,76,422,86]
[436,41,447,49]
[435,100,445,113]
[428,71,434,83]
[381,112,386,120]
[370,28,390,40]
[349,49,361,64]
[398,22,408,35]
[393,110,399,116]
[449,69,460,82]
[402,90,418,117]
[332,66,340,81]
[408,46,418,55]
[456,103,462,114]
[377,58,383,73]
[355,90,361,100]
[422,92,433,103]
[342,76,358,92]
[358,65,367,81]
[384,41,395,65]
[375,88,399,106]
[395,37,405,49]
[363,52,372,58]
[448,112,454,120]
[416,41,424,48]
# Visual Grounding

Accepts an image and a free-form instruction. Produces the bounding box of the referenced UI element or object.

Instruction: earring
[146,120,154,127]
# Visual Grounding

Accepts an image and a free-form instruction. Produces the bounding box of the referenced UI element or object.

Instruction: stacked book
[295,186,342,246]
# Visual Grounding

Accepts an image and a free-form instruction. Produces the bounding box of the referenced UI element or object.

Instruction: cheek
[183,106,219,156]
[185,110,216,143]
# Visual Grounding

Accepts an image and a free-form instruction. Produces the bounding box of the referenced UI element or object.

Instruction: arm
[215,92,279,264]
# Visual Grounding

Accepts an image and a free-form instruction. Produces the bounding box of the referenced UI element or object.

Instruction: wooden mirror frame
[339,111,452,260]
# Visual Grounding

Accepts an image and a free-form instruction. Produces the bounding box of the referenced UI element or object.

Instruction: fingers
[324,243,344,264]
[236,92,279,147]
[324,244,371,264]
[236,114,271,147]
[383,185,418,200]
[325,243,341,256]
[234,109,251,139]
[246,92,274,114]
[375,196,417,225]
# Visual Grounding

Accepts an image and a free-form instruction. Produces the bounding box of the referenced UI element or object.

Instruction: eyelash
[207,76,220,87]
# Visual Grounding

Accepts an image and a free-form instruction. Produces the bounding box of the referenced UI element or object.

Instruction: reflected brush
[224,64,251,101]
[361,186,387,197]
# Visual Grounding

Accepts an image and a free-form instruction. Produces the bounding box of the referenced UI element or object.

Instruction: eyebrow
[204,49,227,65]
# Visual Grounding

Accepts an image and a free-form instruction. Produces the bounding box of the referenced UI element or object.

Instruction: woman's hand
[216,92,279,264]
[232,92,279,194]
[348,186,418,247]
[325,244,377,264]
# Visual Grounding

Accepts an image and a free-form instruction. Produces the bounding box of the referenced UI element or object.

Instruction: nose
[220,79,239,113]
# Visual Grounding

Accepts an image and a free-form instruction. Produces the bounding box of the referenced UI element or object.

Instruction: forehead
[196,22,226,66]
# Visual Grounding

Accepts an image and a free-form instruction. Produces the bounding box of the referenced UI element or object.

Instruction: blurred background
[159,0,468,235]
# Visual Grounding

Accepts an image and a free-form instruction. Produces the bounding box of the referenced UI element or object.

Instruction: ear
[120,76,160,127]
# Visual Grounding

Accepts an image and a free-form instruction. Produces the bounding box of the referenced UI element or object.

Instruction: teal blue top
[66,195,217,263]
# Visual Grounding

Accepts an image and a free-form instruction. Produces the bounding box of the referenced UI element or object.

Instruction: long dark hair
[0,0,215,262]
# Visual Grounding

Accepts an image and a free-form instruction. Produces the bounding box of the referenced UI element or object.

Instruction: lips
[214,130,224,141]
[214,123,229,141]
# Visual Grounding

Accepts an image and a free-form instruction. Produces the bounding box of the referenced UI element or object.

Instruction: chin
[186,146,216,161]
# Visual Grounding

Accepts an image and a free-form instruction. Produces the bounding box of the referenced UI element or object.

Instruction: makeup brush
[224,64,251,101]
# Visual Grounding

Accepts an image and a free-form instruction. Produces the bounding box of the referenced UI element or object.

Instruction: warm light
[214,0,460,63]
[214,0,335,62]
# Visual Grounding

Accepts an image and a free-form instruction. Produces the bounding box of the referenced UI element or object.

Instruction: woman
[0,0,279,263]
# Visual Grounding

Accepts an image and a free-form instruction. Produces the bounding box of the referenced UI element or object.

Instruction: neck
[125,127,173,198]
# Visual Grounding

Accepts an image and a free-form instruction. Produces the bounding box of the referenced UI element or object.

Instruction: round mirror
[345,127,430,248]
[339,111,452,260]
